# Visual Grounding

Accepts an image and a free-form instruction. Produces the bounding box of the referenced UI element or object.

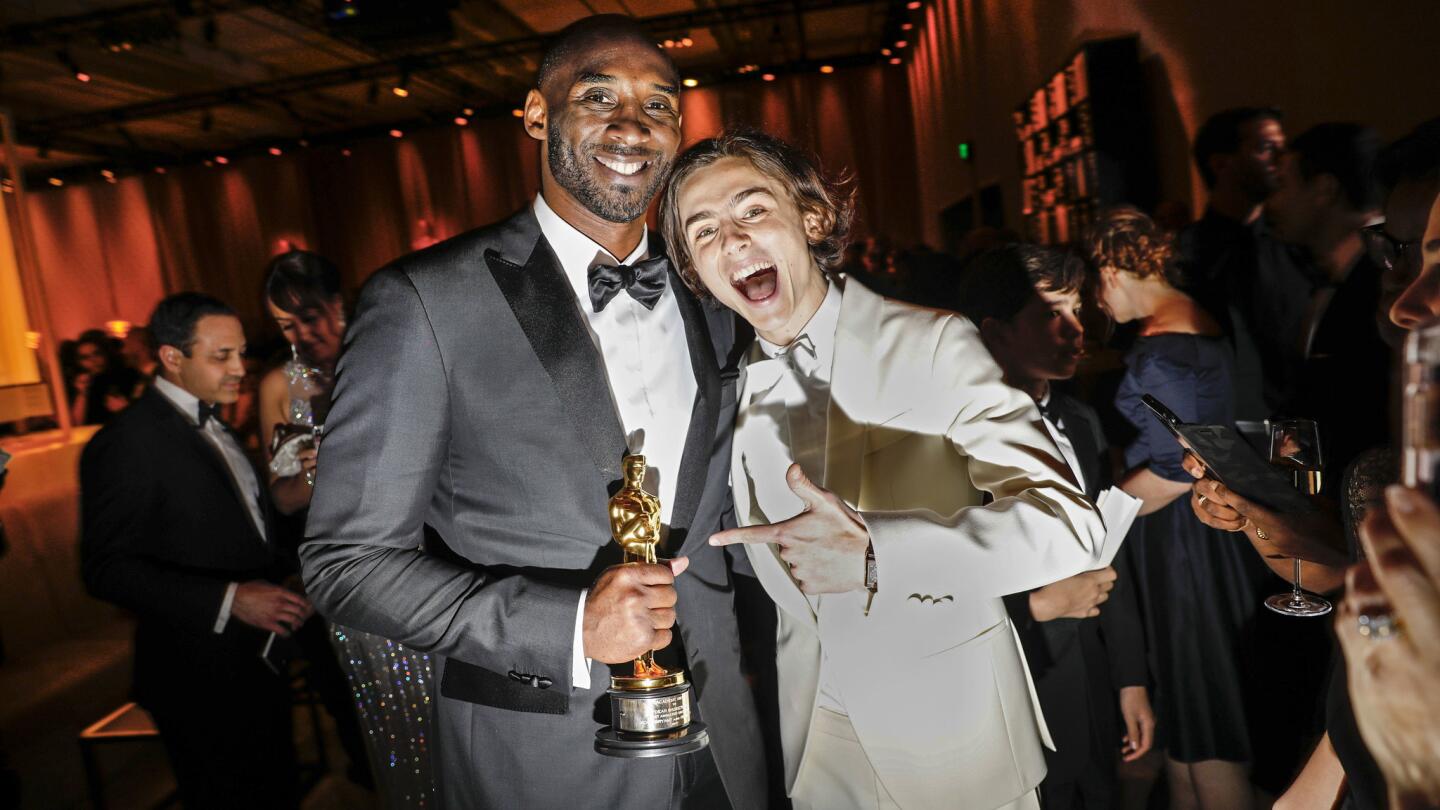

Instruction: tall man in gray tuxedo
[301,15,767,809]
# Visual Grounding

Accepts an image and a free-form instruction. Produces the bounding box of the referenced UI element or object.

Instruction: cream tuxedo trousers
[791,708,1043,810]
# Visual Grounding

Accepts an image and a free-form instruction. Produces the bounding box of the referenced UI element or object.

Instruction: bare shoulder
[259,365,288,402]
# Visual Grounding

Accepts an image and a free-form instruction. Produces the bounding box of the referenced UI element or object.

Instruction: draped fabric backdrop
[23,64,918,343]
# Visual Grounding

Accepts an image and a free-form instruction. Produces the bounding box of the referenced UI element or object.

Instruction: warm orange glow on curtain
[0,190,40,386]
[24,64,920,342]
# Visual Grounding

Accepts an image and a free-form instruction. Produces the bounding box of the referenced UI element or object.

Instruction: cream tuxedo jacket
[732,280,1105,810]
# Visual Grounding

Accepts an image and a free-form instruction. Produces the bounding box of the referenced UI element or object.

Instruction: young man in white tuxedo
[659,129,1106,810]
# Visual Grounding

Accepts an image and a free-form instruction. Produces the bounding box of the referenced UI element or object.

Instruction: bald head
[536,14,677,96]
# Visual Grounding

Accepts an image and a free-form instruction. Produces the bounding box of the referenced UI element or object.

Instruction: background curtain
[22,63,919,343]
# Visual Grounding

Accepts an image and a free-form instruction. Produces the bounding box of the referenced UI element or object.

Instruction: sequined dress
[287,355,438,807]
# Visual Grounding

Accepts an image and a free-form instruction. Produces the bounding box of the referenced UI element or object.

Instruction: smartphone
[1140,394,1316,515]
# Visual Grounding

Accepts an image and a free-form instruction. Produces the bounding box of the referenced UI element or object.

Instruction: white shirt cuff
[572,588,592,690]
[213,581,238,634]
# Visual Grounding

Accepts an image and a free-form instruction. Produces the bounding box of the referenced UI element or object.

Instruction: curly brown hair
[659,128,856,299]
[1084,206,1184,287]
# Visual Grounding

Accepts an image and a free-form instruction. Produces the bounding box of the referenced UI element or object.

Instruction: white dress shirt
[755,281,848,713]
[153,375,268,633]
[533,193,697,690]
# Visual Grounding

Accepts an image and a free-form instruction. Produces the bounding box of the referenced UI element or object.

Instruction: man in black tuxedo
[957,245,1152,810]
[301,15,766,810]
[81,292,313,809]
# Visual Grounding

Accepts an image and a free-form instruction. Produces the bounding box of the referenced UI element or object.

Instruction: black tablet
[1141,394,1316,515]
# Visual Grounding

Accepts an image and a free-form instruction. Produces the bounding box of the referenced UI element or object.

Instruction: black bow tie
[197,401,224,429]
[1037,397,1059,425]
[587,255,669,313]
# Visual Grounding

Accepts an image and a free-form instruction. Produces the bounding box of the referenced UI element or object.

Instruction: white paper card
[1091,486,1142,569]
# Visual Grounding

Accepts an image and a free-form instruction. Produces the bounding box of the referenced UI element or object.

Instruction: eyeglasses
[1361,222,1420,272]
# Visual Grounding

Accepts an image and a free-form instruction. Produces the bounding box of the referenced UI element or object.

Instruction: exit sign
[957,142,972,161]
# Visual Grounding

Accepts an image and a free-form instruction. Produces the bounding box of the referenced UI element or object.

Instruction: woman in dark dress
[1088,208,1274,810]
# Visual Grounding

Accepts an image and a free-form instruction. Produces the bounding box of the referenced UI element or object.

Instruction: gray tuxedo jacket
[301,207,767,809]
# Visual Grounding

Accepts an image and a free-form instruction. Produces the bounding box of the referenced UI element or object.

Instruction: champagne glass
[1263,418,1332,617]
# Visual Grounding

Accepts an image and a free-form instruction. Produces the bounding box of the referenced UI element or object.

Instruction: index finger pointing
[709,526,776,547]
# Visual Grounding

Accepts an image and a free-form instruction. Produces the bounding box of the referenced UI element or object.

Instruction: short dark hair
[76,328,110,349]
[535,14,675,92]
[264,250,342,315]
[1290,122,1383,212]
[1377,116,1440,197]
[659,128,855,299]
[150,292,237,356]
[953,244,1083,325]
[1193,106,1284,188]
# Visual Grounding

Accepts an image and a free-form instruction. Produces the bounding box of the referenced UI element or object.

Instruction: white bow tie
[772,333,819,378]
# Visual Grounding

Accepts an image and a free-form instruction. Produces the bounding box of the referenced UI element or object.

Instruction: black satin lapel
[669,275,721,555]
[486,239,628,483]
[146,391,266,544]
[1055,394,1102,500]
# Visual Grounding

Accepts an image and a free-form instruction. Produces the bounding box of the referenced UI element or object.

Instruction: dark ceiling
[0,0,920,184]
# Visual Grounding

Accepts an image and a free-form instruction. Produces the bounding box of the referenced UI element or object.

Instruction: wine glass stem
[1292,558,1304,598]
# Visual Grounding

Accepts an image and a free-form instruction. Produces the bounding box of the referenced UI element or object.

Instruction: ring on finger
[1357,611,1402,641]
[1197,493,1208,506]
[1254,525,1269,541]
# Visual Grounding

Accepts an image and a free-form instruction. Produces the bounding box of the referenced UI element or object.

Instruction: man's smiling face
[539,40,681,224]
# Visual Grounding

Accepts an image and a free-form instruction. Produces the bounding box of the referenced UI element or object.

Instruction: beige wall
[907,0,1440,247]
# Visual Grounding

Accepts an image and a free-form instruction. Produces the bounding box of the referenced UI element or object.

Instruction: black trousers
[144,661,299,810]
[1040,763,1116,810]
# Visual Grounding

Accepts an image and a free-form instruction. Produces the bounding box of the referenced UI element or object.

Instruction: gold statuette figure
[594,453,709,758]
[609,455,667,678]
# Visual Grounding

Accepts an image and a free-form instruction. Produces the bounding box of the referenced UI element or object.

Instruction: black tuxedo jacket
[1003,390,1147,785]
[81,387,283,706]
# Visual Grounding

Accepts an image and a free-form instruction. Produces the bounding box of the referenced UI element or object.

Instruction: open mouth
[594,154,650,177]
[731,261,779,303]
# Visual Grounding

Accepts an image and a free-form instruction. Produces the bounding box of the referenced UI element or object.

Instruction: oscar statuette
[594,454,710,758]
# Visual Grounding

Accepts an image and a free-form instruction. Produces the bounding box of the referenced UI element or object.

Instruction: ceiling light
[389,129,403,138]
[155,167,167,174]
[881,48,891,56]
[819,65,834,74]
[454,116,469,126]
[680,37,693,47]
[463,107,474,116]
[895,40,908,48]
[48,177,64,187]
[100,169,115,179]
[762,73,776,82]
[57,50,90,82]
[890,57,902,65]
[269,147,283,156]
[215,155,229,165]
[341,148,352,157]
[907,0,922,8]
[663,39,675,48]
[511,108,524,117]
[901,23,914,31]
[392,86,410,98]
[682,78,699,87]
